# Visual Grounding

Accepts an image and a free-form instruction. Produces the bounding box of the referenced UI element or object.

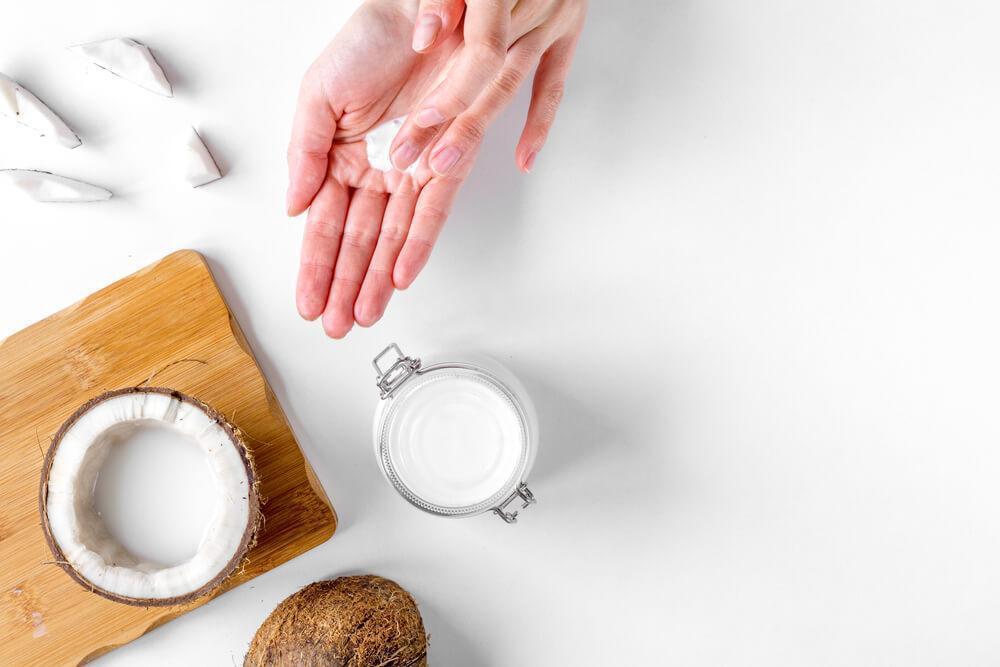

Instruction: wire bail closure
[491,482,536,524]
[373,343,422,399]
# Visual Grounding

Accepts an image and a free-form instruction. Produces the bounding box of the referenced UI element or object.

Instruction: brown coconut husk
[38,386,263,607]
[245,576,428,667]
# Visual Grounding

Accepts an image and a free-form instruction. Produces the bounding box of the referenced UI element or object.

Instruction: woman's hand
[288,0,586,338]
[392,0,587,174]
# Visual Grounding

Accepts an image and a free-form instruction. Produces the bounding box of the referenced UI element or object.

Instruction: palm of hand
[316,3,464,194]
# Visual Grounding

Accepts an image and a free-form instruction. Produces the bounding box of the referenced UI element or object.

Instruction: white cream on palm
[365,116,416,173]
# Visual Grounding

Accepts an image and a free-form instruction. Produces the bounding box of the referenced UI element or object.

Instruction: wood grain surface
[0,250,337,665]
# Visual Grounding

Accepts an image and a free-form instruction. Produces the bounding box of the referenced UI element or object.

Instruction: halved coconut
[39,387,261,606]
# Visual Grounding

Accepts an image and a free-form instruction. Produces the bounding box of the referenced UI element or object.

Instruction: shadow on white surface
[421,600,489,667]
[144,38,186,95]
[514,367,666,526]
[196,127,231,178]
[202,252,308,452]
[440,88,531,285]
[516,369,617,488]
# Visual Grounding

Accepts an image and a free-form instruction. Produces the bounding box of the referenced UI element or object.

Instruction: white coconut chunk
[181,127,222,187]
[42,389,258,605]
[0,73,81,148]
[69,38,173,97]
[0,169,111,202]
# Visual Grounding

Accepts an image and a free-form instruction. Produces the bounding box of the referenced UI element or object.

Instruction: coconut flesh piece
[0,73,81,148]
[181,127,222,187]
[0,169,111,203]
[40,387,260,606]
[69,38,173,97]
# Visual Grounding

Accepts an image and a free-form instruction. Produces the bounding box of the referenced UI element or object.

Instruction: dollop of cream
[365,116,416,173]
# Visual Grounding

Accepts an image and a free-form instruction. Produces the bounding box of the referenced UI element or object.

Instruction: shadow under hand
[436,87,534,288]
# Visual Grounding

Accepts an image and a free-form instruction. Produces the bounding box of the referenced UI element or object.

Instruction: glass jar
[372,343,538,523]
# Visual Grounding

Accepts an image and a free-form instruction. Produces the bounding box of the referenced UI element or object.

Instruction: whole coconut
[245,575,428,667]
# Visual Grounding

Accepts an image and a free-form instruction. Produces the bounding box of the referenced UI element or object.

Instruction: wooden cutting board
[0,250,337,666]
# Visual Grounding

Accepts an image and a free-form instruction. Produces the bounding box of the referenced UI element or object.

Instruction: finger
[426,33,544,176]
[412,0,465,52]
[287,77,338,216]
[411,0,510,129]
[322,188,388,338]
[516,36,578,173]
[296,179,351,320]
[354,191,419,326]
[394,176,464,289]
[390,116,449,172]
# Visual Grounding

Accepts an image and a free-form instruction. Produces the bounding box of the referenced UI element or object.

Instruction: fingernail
[297,297,322,321]
[412,13,442,51]
[430,145,462,175]
[392,141,420,170]
[356,302,383,327]
[523,151,538,173]
[415,107,445,128]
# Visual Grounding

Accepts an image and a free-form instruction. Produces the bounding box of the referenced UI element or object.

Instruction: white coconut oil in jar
[372,344,538,523]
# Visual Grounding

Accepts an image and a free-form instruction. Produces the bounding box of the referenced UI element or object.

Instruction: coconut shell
[38,386,263,606]
[245,576,428,667]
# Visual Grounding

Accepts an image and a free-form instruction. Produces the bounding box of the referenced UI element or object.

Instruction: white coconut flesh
[42,389,256,604]
[181,127,222,187]
[69,38,173,97]
[0,169,111,203]
[0,73,81,148]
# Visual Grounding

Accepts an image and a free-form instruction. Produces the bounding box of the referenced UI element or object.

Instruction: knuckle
[298,258,332,273]
[492,68,524,99]
[415,205,449,228]
[379,224,408,243]
[454,118,487,146]
[305,220,343,242]
[509,43,540,69]
[341,229,377,249]
[473,38,508,68]
[543,82,566,111]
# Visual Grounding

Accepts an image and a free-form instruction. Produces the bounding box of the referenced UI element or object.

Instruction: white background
[3,1,1000,665]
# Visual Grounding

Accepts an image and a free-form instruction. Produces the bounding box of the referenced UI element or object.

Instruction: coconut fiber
[245,575,428,667]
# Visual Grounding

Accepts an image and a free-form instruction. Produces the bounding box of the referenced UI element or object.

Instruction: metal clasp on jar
[373,343,421,399]
[492,483,536,524]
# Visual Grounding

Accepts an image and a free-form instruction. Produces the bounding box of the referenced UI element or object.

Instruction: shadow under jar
[372,344,538,523]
